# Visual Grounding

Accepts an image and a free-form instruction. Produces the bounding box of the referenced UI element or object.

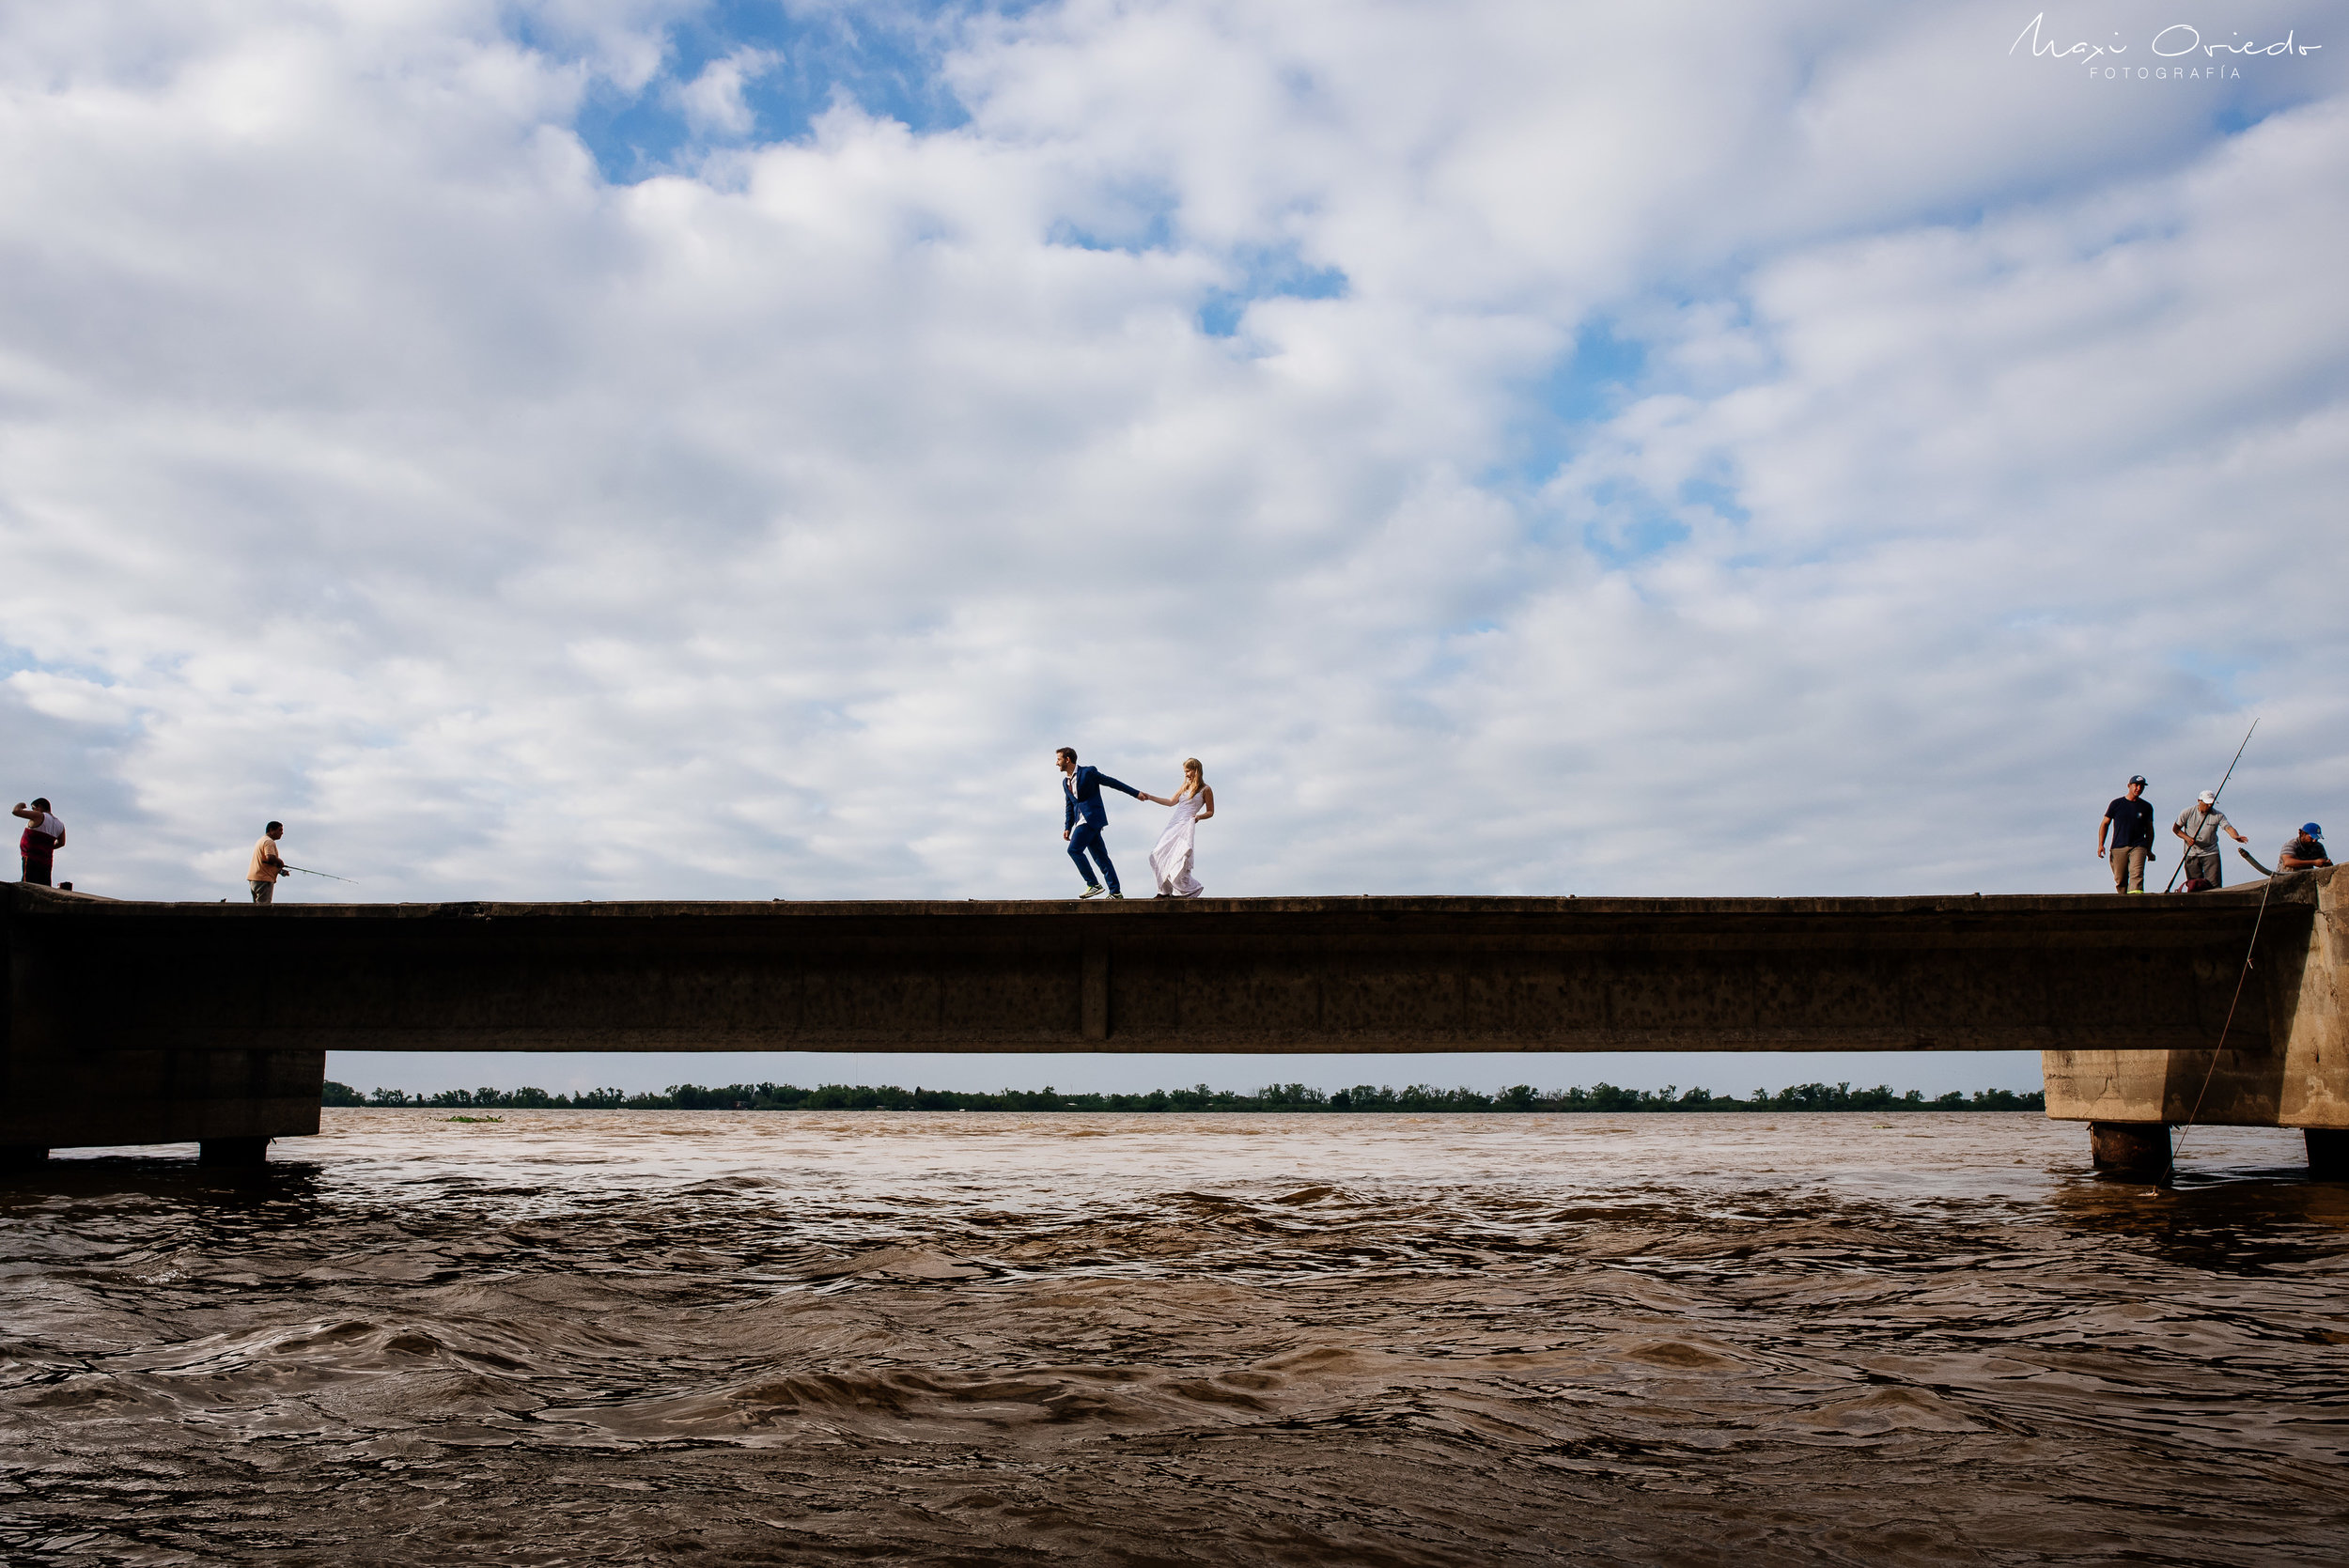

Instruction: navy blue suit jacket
[1064,766,1140,831]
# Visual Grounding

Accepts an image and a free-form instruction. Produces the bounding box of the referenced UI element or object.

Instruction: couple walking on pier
[1055,748,1214,900]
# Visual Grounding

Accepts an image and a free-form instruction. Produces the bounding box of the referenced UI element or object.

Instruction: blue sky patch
[1678,477,1749,526]
[537,0,979,182]
[0,644,126,692]
[1047,201,1177,256]
[1486,319,1648,489]
[2165,646,2263,706]
[1581,512,1691,570]
[1542,321,1645,425]
[1579,480,1691,569]
[1196,244,1346,337]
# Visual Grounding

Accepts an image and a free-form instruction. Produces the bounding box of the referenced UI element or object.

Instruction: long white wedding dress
[1147,789,1206,898]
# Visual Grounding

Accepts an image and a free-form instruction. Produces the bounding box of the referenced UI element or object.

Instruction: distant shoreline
[324,1080,2046,1114]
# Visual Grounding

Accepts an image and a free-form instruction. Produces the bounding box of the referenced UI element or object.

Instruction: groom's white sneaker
[1106,891,1124,899]
[1079,885,1105,899]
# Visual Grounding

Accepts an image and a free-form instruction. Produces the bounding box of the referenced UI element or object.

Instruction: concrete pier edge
[7,868,2341,1172]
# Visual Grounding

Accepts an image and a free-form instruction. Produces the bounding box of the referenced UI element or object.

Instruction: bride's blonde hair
[1179,757,1205,799]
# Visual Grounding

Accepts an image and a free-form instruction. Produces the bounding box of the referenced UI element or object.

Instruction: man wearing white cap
[2172,790,2248,891]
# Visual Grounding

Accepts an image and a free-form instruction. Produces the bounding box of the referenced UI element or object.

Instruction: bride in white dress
[1137,758,1214,898]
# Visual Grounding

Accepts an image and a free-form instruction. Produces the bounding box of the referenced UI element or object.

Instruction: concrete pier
[2041,862,2346,1172]
[2089,1121,2171,1178]
[5,870,2341,1161]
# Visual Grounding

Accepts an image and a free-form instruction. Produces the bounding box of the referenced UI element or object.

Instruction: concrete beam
[2041,865,2346,1131]
[6,877,2337,1151]
[5,883,2308,1051]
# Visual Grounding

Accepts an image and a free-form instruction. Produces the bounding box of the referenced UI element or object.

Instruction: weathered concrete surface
[7,882,2312,1044]
[6,878,2334,1152]
[2089,1121,2170,1177]
[0,1045,321,1154]
[2276,864,2349,1126]
[6,889,325,1151]
[2041,864,2346,1130]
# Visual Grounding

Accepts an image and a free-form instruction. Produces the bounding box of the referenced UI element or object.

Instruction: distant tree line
[322,1079,2045,1113]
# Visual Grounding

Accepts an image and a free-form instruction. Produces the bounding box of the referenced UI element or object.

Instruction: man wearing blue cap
[2278,824,2332,873]
[2097,775,2155,893]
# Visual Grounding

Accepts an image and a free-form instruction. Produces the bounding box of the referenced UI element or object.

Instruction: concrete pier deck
[6,871,2341,1157]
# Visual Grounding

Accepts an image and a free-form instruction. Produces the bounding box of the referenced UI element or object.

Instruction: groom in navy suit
[1056,746,1142,900]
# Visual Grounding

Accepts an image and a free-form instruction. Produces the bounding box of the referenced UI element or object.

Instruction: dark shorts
[21,857,50,887]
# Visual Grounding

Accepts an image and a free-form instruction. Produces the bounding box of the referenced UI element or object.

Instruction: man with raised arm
[2172,790,2249,891]
[12,799,63,886]
[1056,747,1142,901]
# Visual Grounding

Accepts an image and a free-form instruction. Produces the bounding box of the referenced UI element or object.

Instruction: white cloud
[677,45,778,139]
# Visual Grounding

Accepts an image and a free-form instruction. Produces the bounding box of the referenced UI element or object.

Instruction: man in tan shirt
[248,821,287,904]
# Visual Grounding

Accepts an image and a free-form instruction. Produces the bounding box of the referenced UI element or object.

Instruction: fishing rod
[2162,716,2258,893]
[282,863,358,884]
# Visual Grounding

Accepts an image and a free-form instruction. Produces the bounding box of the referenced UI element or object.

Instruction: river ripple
[3,1110,2345,1565]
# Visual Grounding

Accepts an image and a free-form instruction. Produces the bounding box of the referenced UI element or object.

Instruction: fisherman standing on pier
[2172,790,2249,891]
[2098,775,2155,893]
[12,799,63,885]
[248,821,288,904]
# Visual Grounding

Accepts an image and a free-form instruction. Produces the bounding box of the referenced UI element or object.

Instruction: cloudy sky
[6,1,2342,1097]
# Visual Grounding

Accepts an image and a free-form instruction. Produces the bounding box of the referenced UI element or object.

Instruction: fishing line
[283,864,358,884]
[2165,873,2275,1181]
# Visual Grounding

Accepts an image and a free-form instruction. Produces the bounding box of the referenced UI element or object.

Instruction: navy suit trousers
[1067,822,1118,893]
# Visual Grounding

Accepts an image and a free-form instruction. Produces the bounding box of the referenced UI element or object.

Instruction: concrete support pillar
[1081,935,1109,1042]
[198,1137,271,1167]
[2308,1128,2349,1182]
[2090,1121,2170,1178]
[3,1045,322,1155]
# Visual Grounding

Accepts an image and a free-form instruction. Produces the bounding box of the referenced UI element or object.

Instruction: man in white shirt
[12,799,63,886]
[2172,791,2248,890]
[248,821,288,904]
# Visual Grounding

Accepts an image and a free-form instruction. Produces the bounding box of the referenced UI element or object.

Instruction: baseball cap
[2302,822,2325,837]
[2198,790,2216,803]
[2128,774,2147,785]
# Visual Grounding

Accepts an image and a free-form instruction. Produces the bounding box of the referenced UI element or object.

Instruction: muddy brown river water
[3,1110,2345,1565]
